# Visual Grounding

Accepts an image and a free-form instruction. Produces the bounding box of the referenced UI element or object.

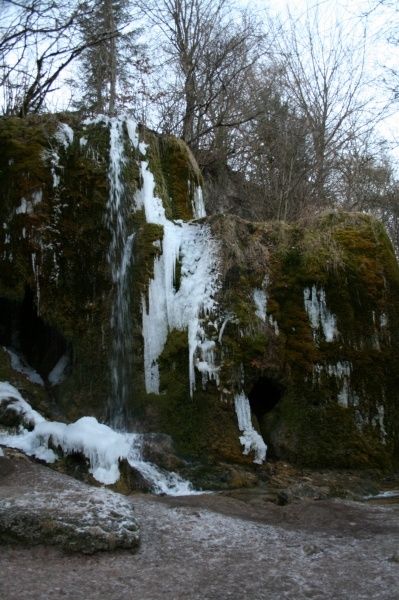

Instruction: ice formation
[253,275,279,335]
[303,285,337,342]
[253,288,267,322]
[380,313,388,328]
[234,392,267,464]
[372,404,387,442]
[313,362,352,407]
[55,123,74,148]
[192,185,206,219]
[15,190,42,215]
[136,159,220,396]
[48,353,69,386]
[0,381,198,496]
[0,381,44,427]
[31,252,40,313]
[3,348,44,386]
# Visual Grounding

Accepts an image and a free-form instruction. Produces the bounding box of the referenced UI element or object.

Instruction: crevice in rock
[0,287,71,383]
[248,377,285,458]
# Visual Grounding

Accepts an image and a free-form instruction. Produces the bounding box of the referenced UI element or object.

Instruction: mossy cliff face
[0,115,202,424]
[1,114,398,474]
[209,212,399,470]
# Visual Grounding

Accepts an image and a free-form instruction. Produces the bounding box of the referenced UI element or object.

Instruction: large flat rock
[0,448,139,554]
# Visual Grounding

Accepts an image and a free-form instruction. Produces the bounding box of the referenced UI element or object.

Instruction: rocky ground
[0,449,399,600]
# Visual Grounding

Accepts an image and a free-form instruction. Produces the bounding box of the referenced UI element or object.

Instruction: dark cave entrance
[0,287,70,382]
[248,377,285,456]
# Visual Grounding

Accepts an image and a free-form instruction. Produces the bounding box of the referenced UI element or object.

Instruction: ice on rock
[4,348,44,386]
[136,156,220,396]
[380,313,388,328]
[253,275,279,334]
[192,186,206,219]
[234,392,267,464]
[372,404,387,442]
[253,288,267,322]
[0,382,199,495]
[48,354,69,386]
[304,285,337,342]
[55,123,74,148]
[314,362,352,407]
[15,198,31,215]
[15,190,42,215]
[0,381,45,427]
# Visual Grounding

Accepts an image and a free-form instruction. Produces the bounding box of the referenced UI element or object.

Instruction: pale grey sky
[239,0,399,161]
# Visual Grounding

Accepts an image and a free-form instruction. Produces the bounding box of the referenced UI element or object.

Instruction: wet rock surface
[0,449,140,554]
[0,450,399,599]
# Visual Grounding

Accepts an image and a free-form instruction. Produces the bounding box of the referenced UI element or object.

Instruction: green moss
[1,115,399,476]
[142,132,202,221]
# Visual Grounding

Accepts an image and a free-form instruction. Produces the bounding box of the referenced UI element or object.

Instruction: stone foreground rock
[0,449,140,553]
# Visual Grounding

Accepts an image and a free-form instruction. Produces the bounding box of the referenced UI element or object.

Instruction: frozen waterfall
[136,159,220,396]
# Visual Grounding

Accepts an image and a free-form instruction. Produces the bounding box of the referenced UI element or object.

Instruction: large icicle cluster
[137,160,220,396]
[234,392,267,464]
[304,285,337,342]
[252,275,279,335]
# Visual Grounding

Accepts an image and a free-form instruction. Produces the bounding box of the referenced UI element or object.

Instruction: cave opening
[0,287,70,382]
[248,377,284,441]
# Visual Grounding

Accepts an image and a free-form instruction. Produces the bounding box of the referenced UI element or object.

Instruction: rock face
[0,114,399,479]
[0,449,140,553]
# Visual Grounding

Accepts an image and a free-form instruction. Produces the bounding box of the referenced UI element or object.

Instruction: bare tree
[0,0,138,116]
[137,0,264,159]
[273,11,372,207]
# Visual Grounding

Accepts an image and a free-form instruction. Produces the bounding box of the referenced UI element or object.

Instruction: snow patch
[234,392,267,464]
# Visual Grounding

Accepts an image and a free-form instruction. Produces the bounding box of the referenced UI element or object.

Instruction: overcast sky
[238,0,399,161]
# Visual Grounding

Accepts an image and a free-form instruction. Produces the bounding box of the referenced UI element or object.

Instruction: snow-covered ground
[1,455,398,600]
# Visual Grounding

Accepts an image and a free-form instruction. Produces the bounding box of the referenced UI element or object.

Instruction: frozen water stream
[0,381,197,496]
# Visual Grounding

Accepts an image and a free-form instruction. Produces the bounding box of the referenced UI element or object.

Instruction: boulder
[0,449,140,553]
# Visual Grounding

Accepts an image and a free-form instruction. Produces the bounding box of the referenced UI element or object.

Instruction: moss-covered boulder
[0,113,398,480]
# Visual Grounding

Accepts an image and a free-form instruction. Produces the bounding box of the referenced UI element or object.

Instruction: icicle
[234,392,267,464]
[137,154,219,397]
[304,285,337,342]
